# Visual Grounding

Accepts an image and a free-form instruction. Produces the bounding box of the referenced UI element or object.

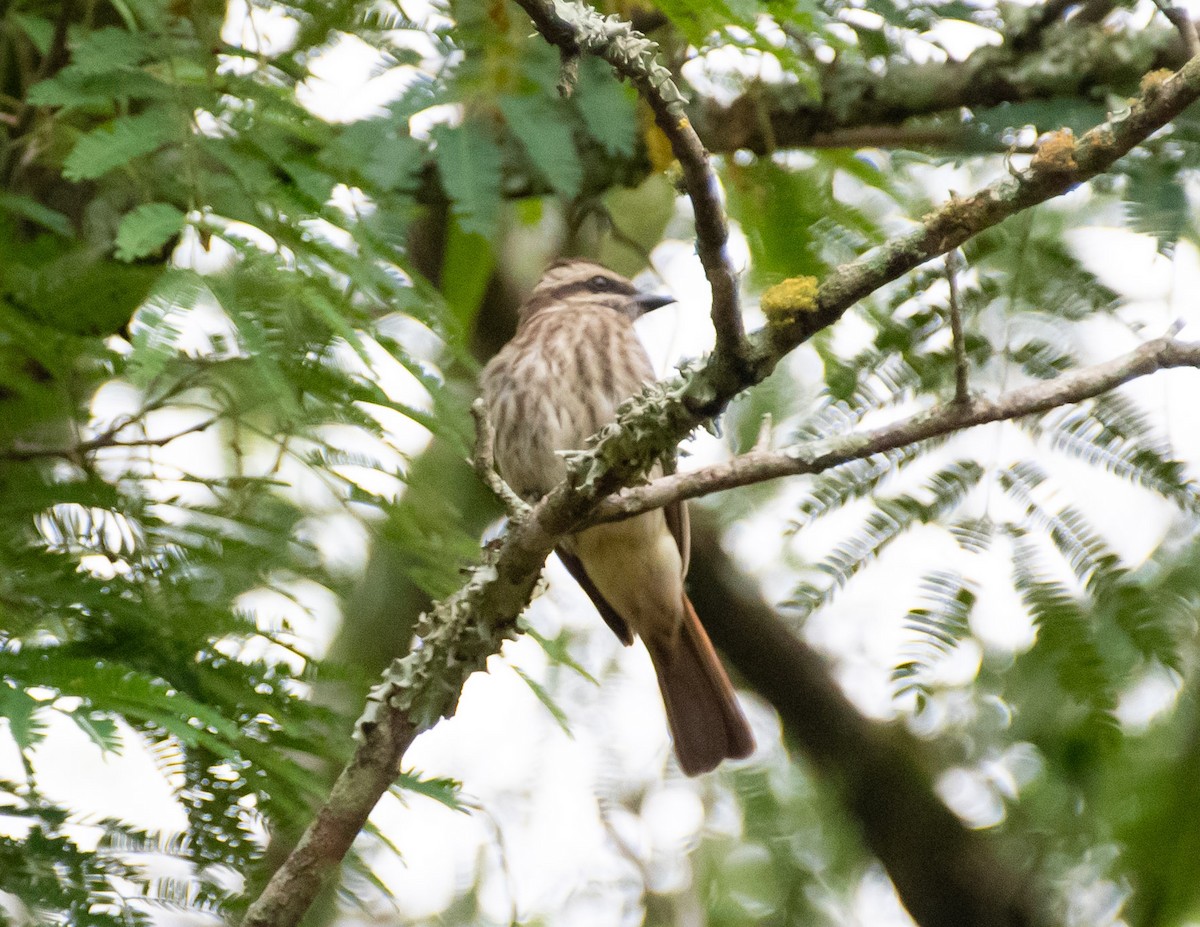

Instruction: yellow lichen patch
[761,276,819,326]
[641,106,675,173]
[1031,129,1077,174]
[1089,125,1116,151]
[1140,68,1173,97]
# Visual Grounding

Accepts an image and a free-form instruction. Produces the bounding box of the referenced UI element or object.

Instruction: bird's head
[519,258,675,325]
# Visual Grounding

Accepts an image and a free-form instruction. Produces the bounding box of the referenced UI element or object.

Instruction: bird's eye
[589,275,613,291]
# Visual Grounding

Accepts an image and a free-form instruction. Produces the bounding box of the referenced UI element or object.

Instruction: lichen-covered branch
[945,252,970,404]
[695,17,1184,155]
[239,33,1200,927]
[408,18,1187,206]
[752,60,1200,360]
[470,399,531,519]
[592,337,1200,523]
[510,0,747,364]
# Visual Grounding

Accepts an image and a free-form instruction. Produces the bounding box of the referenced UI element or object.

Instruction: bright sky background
[6,1,1200,925]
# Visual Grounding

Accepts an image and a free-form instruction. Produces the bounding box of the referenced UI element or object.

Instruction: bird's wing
[664,500,690,577]
[557,499,689,647]
[555,546,634,645]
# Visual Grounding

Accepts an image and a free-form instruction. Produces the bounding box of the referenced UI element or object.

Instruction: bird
[479,257,754,776]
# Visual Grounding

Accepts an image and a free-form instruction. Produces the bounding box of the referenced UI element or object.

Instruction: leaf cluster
[0,0,486,919]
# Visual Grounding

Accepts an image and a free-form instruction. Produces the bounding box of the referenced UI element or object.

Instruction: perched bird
[480,258,754,776]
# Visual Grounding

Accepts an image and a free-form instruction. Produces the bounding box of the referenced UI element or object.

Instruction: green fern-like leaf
[511,664,573,737]
[573,57,637,157]
[791,461,983,618]
[1011,537,1120,741]
[501,94,584,198]
[1000,462,1126,596]
[1103,582,1185,674]
[790,445,922,531]
[894,570,977,707]
[63,108,181,181]
[947,516,996,553]
[433,121,503,238]
[794,354,922,440]
[1031,395,1200,514]
[115,203,186,262]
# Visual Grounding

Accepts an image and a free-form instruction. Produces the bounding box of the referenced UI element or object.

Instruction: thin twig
[470,399,531,520]
[945,250,970,404]
[593,337,1200,522]
[1151,0,1200,58]
[510,0,747,366]
[0,416,220,462]
[556,48,581,97]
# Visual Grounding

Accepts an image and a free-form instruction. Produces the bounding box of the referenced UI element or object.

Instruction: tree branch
[239,26,1200,927]
[400,15,1185,217]
[693,18,1183,156]
[686,510,1042,927]
[805,124,1037,153]
[470,399,531,520]
[509,0,748,365]
[750,58,1200,362]
[593,336,1200,522]
[1151,0,1200,59]
[945,251,970,404]
[0,416,221,462]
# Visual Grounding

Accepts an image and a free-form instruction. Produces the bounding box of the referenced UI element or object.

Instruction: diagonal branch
[747,61,1200,366]
[592,337,1200,522]
[1151,0,1200,59]
[696,15,1189,156]
[510,0,747,364]
[686,510,1042,927]
[239,18,1200,927]
[0,416,221,462]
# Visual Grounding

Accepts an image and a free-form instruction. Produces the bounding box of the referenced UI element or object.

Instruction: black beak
[633,292,676,314]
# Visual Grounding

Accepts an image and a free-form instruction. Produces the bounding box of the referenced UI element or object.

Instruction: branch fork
[470,399,531,521]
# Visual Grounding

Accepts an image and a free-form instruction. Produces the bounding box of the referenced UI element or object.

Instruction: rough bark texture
[692,19,1183,155]
[595,338,1200,522]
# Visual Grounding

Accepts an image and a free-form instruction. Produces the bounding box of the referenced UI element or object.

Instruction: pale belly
[563,511,685,643]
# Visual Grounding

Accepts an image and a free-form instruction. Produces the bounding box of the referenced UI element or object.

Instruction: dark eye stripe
[547,278,638,301]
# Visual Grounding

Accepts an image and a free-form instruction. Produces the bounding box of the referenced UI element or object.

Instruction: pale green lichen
[552,0,689,111]
[760,276,819,327]
[357,548,528,736]
[562,370,698,492]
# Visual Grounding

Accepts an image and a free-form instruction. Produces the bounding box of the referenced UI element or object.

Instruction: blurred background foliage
[3,0,1200,924]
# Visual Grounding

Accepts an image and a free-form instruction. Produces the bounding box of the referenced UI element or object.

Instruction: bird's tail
[648,594,755,776]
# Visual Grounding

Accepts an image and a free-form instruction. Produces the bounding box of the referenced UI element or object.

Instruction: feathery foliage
[4,0,1200,924]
